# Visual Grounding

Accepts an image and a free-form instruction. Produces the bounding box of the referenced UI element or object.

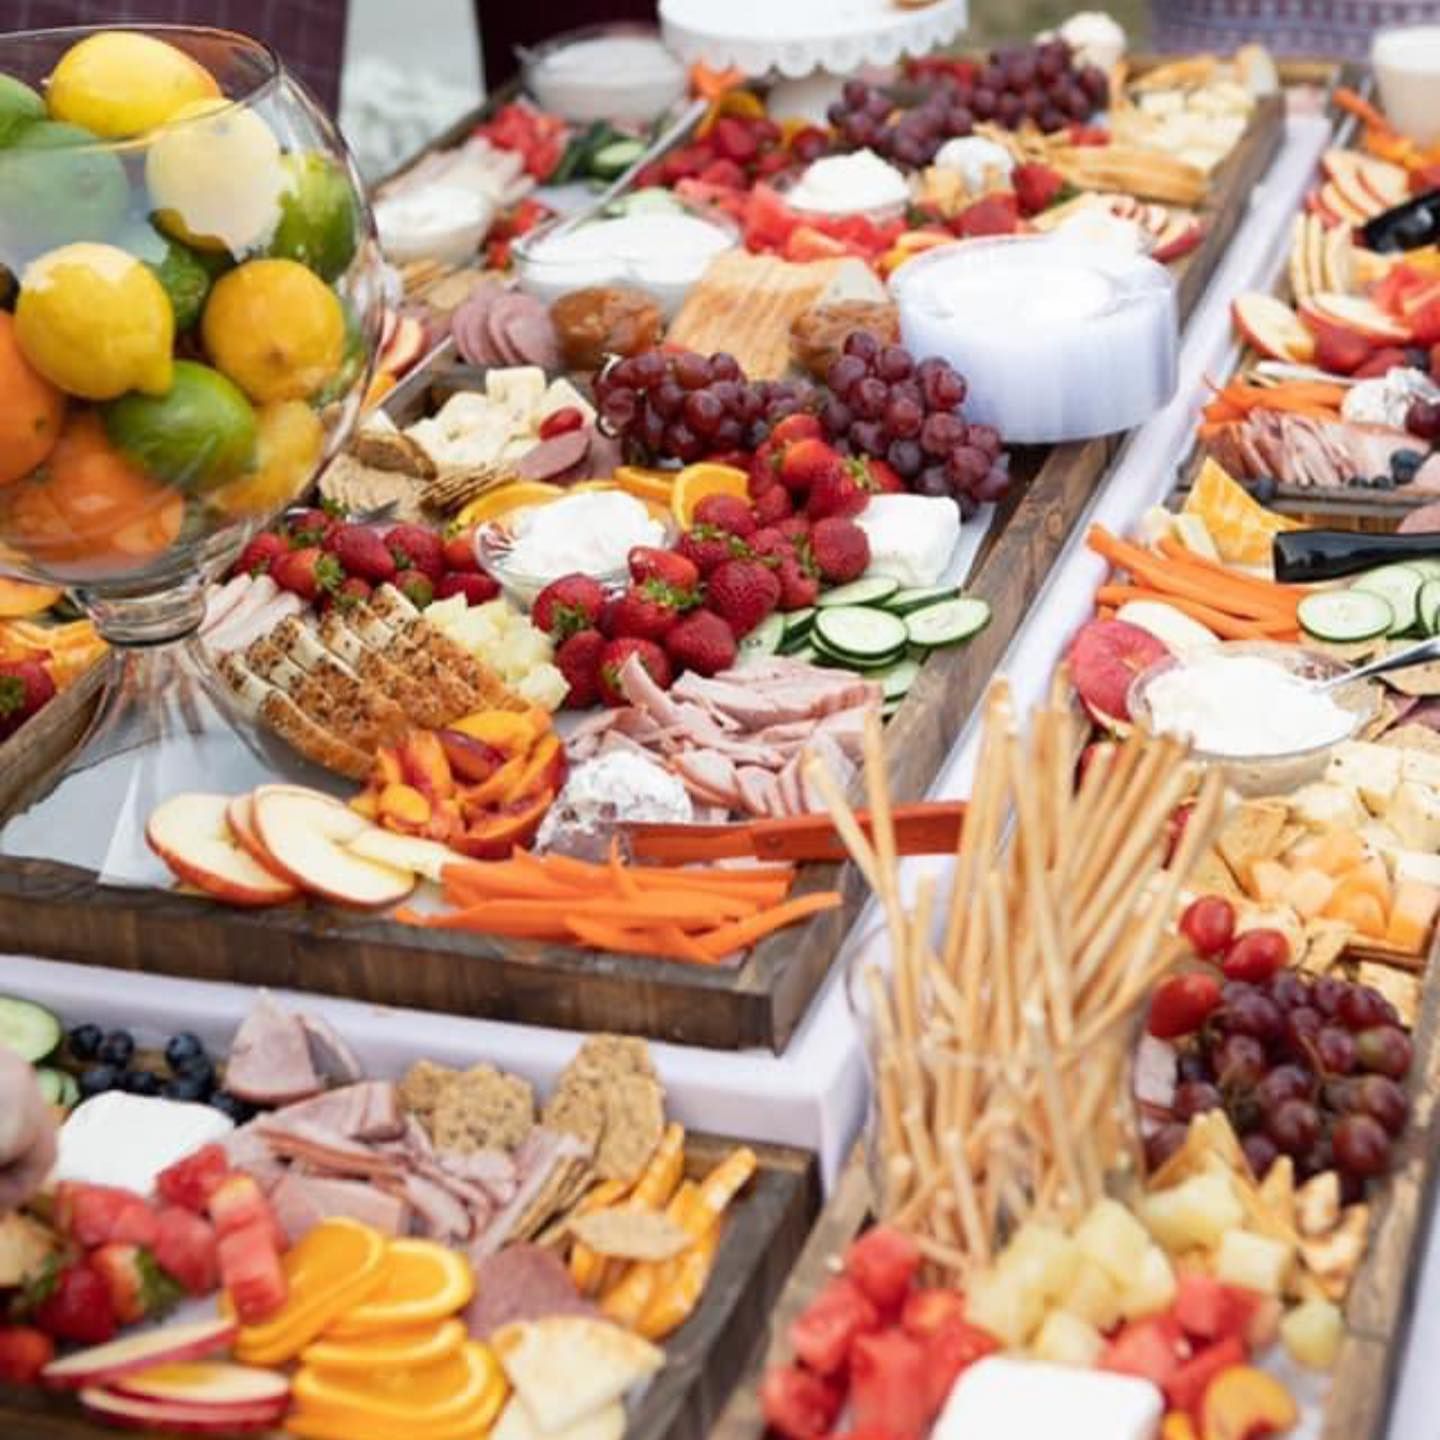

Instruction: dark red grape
[820,397,854,439]
[1266,1098,1321,1156]
[1296,1137,1335,1182]
[601,387,638,429]
[877,345,915,383]
[710,352,742,383]
[997,93,1025,127]
[887,438,923,479]
[1079,65,1110,104]
[1311,976,1346,1017]
[976,466,1011,503]
[827,354,868,399]
[1037,48,1065,82]
[1315,1026,1357,1075]
[1281,1005,1323,1055]
[948,107,975,136]
[947,446,990,488]
[651,381,684,419]
[607,356,640,389]
[852,377,889,421]
[1226,992,1283,1044]
[1355,1025,1414,1079]
[970,87,998,120]
[1242,1134,1280,1179]
[1145,1122,1189,1171]
[966,421,999,454]
[1339,986,1390,1031]
[737,387,765,423]
[1174,1080,1222,1121]
[843,331,880,363]
[914,467,951,498]
[1180,896,1235,957]
[1268,972,1309,1010]
[713,416,743,451]
[1321,1075,1360,1113]
[842,79,870,108]
[673,351,711,390]
[683,389,724,436]
[1333,1113,1391,1177]
[1255,1064,1314,1111]
[1353,1074,1409,1136]
[885,395,924,439]
[921,412,966,457]
[851,420,887,457]
[665,421,704,463]
[1037,106,1067,133]
[640,407,666,452]
[631,350,667,389]
[1176,1051,1214,1084]
[1214,1034,1266,1087]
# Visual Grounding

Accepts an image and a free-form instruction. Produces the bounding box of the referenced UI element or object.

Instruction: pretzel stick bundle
[809,677,1223,1282]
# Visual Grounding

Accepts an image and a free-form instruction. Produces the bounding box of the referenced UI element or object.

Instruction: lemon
[47,31,219,139]
[147,100,283,256]
[0,75,45,148]
[15,242,174,400]
[208,401,324,518]
[202,258,344,404]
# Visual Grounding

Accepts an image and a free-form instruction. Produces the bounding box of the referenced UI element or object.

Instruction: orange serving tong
[623,801,967,864]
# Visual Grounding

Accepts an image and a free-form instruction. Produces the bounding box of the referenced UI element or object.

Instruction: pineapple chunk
[1032,1309,1106,1369]
[965,1264,1046,1348]
[1138,1173,1244,1253]
[1074,1199,1151,1286]
[1119,1244,1178,1321]
[1002,1224,1082,1302]
[1059,1257,1124,1332]
[1279,1298,1343,1370]
[1215,1230,1294,1297]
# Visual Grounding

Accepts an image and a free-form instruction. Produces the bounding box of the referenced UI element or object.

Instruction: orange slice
[302,1319,466,1374]
[614,465,676,504]
[286,1408,492,1440]
[456,482,562,529]
[293,1340,501,1426]
[0,579,62,618]
[324,1241,475,1338]
[1182,457,1301,567]
[671,462,749,529]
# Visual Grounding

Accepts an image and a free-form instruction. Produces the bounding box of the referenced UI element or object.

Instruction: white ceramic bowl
[1373,26,1440,148]
[523,24,686,124]
[373,184,495,266]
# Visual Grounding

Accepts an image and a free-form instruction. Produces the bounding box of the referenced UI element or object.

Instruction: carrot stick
[1335,86,1394,135]
[507,850,612,890]
[442,867,584,904]
[565,918,721,963]
[394,906,569,938]
[1154,536,1310,598]
[696,891,843,960]
[1094,585,1291,640]
[609,839,641,902]
[630,865,797,891]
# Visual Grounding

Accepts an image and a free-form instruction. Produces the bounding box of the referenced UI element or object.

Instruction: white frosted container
[890,235,1178,444]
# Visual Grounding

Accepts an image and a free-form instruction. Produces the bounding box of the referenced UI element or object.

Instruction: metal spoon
[1312,634,1440,692]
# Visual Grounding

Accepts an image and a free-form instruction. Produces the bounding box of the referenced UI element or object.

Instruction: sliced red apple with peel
[345,827,454,883]
[1153,216,1203,264]
[1300,292,1410,343]
[44,1320,239,1390]
[1320,179,1373,225]
[1357,154,1409,210]
[253,787,415,909]
[1070,618,1171,725]
[379,315,426,377]
[80,1388,284,1433]
[112,1363,290,1411]
[147,794,298,907]
[1232,293,1315,362]
[226,793,294,882]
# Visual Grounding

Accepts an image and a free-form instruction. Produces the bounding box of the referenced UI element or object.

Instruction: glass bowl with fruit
[0,26,382,882]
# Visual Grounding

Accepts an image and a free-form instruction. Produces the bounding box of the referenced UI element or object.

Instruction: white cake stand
[659,0,968,121]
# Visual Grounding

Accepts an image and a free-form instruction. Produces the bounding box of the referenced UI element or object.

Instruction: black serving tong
[1273,529,1440,583]
[1363,189,1440,253]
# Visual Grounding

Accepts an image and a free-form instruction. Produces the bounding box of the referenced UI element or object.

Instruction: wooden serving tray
[0,1135,819,1440]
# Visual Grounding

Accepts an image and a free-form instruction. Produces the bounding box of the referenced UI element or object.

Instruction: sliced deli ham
[224,993,323,1107]
[270,1172,410,1243]
[465,1245,597,1339]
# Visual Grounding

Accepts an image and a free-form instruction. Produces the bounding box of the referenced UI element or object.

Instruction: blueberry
[165,1033,205,1070]
[122,1069,163,1097]
[1391,447,1424,485]
[163,1074,212,1104]
[1373,472,1396,491]
[210,1092,254,1124]
[78,1064,120,1099]
[97,1031,135,1068]
[68,1024,103,1061]
[175,1054,215,1095]
[1251,475,1279,504]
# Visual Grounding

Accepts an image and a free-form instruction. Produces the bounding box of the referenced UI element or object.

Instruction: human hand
[0,1046,55,1215]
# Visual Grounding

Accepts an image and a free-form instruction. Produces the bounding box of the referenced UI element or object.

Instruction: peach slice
[399,730,455,801]
[1232,293,1315,362]
[378,781,432,831]
[1200,1365,1299,1440]
[451,710,541,755]
[437,729,505,783]
[148,794,298,907]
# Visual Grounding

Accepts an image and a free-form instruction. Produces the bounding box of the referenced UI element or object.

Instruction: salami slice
[450,284,506,367]
[515,428,591,481]
[464,1244,596,1339]
[487,293,533,367]
[502,303,562,372]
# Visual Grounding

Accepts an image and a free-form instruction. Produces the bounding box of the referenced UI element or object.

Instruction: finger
[0,1047,41,1170]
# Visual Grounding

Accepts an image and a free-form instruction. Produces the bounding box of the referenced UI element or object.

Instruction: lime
[0,75,45,148]
[47,31,219,140]
[0,122,128,267]
[104,360,257,492]
[118,223,212,332]
[270,152,360,283]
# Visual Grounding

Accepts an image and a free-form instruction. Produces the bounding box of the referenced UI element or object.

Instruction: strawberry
[385,523,446,581]
[152,1207,220,1297]
[749,528,795,565]
[609,582,686,641]
[692,494,757,538]
[1011,162,1067,216]
[951,192,1021,238]
[435,572,501,605]
[0,1327,52,1386]
[851,456,905,495]
[157,1145,231,1214]
[598,638,672,707]
[555,629,607,709]
[707,559,781,637]
[54,1182,158,1249]
[533,574,606,639]
[442,526,481,573]
[748,440,784,496]
[326,525,397,584]
[32,1264,117,1345]
[777,515,812,542]
[753,485,794,524]
[665,610,738,677]
[0,658,55,741]
[629,546,700,591]
[234,531,288,577]
[325,575,373,612]
[810,516,871,584]
[778,555,821,610]
[271,546,342,602]
[770,413,824,447]
[218,1221,287,1326]
[807,464,867,520]
[285,506,340,547]
[779,437,843,496]
[677,526,744,577]
[91,1244,182,1326]
[394,568,435,608]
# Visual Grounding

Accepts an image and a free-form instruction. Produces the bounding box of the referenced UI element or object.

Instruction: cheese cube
[1280,1298,1343,1370]
[1288,783,1366,832]
[1137,1172,1244,1253]
[1400,749,1440,791]
[1214,1229,1294,1296]
[1060,1258,1124,1332]
[1032,1310,1106,1369]
[1074,1199,1152,1287]
[538,377,597,428]
[1359,822,1405,865]
[1386,780,1440,851]
[1395,849,1440,886]
[1118,1245,1178,1321]
[1326,742,1401,814]
[964,1265,1046,1348]
[935,1357,1163,1440]
[485,365,548,417]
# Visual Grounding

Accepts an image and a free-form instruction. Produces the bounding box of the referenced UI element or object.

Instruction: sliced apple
[80,1387,284,1433]
[1323,223,1353,294]
[44,1320,239,1390]
[112,1363,290,1411]
[225,793,294,882]
[1356,154,1409,210]
[345,826,453,884]
[1152,215,1202,264]
[1232,292,1315,362]
[1305,190,1339,227]
[1319,180,1374,226]
[1300,292,1410,343]
[147,794,299,907]
[379,315,426,377]
[252,786,415,909]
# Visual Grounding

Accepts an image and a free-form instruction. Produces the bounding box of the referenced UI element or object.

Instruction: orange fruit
[292,1340,500,1427]
[613,465,676,505]
[0,312,66,486]
[0,412,180,575]
[323,1242,474,1338]
[301,1319,466,1374]
[671,461,749,528]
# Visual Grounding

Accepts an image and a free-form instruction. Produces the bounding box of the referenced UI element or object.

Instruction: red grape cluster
[1149,964,1413,1201]
[827,41,1107,165]
[595,350,813,465]
[820,331,1008,514]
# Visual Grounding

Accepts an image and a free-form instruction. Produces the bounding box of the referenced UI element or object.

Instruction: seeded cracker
[569,1210,692,1263]
[596,1074,665,1184]
[567,1035,656,1084]
[398,1060,455,1121]
[431,1065,535,1154]
[543,1076,606,1154]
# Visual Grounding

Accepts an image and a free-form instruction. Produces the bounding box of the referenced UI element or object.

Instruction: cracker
[569,1035,656,1084]
[543,1076,606,1154]
[513,1155,586,1242]
[596,1075,665,1184]
[570,1209,692,1263]
[1217,799,1288,878]
[432,1065,535,1155]
[398,1059,456,1119]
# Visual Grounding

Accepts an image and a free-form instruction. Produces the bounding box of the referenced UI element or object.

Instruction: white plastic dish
[1372,26,1440,148]
[373,183,495,266]
[890,234,1178,444]
[523,24,687,123]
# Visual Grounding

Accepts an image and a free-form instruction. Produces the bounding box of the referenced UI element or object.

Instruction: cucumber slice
[884,585,958,616]
[1404,558,1440,581]
[788,643,820,665]
[1297,589,1394,644]
[873,656,922,701]
[816,577,901,609]
[881,698,904,720]
[813,606,909,663]
[1352,564,1425,635]
[739,613,785,659]
[1422,579,1440,636]
[904,597,992,649]
[783,607,816,637]
[0,997,61,1063]
[35,1066,79,1110]
[590,138,647,180]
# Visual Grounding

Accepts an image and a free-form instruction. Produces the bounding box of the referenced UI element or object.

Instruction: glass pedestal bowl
[0,26,382,883]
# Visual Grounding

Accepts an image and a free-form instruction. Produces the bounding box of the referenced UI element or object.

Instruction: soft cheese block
[53,1093,235,1197]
